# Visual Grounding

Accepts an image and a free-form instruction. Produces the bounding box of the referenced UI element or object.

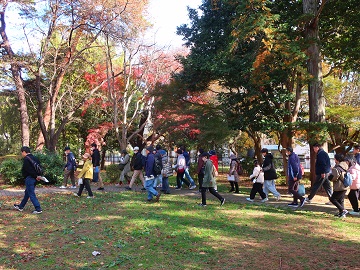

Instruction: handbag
[227,175,235,181]
[298,184,305,196]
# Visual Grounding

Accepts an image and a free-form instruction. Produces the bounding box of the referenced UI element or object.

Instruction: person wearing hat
[117,149,131,186]
[228,154,240,193]
[74,152,94,198]
[144,146,161,202]
[60,146,77,189]
[126,146,146,191]
[90,143,104,190]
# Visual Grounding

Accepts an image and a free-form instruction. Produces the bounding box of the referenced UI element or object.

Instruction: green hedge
[105,164,121,183]
[0,152,64,185]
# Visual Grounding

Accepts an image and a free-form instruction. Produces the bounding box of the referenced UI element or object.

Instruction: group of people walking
[12,142,360,217]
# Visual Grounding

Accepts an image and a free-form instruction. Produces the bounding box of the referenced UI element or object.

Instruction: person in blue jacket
[306,143,332,203]
[286,147,305,207]
[144,146,160,202]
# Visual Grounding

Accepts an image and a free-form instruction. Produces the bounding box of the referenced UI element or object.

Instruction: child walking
[246,160,267,202]
[74,153,94,198]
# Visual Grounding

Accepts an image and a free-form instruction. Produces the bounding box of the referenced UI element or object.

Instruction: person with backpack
[227,154,239,193]
[60,146,77,189]
[144,146,161,202]
[14,146,43,214]
[286,147,306,208]
[328,154,349,218]
[153,144,164,189]
[198,152,225,207]
[174,149,191,190]
[261,148,281,201]
[348,158,360,215]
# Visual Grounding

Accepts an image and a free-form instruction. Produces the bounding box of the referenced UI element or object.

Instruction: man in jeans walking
[306,143,332,203]
[14,146,43,214]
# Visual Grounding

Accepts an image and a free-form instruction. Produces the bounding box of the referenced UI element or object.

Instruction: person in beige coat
[329,154,349,218]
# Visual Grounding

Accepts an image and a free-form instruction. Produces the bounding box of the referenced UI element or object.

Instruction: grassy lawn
[0,182,359,270]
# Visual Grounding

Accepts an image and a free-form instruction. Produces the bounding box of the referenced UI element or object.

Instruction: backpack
[153,158,162,176]
[342,172,353,188]
[26,156,43,176]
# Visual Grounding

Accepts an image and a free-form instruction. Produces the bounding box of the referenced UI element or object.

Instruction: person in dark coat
[126,146,145,190]
[286,147,305,207]
[261,148,281,201]
[144,146,160,202]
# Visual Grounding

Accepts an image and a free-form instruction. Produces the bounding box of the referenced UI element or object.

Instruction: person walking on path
[348,159,360,215]
[175,149,191,189]
[196,148,205,192]
[91,143,104,190]
[328,154,349,218]
[246,160,267,202]
[228,154,240,193]
[286,147,306,208]
[198,152,225,207]
[144,146,161,202]
[126,146,145,190]
[261,148,281,201]
[153,145,163,188]
[14,146,43,214]
[306,143,332,203]
[181,146,197,189]
[160,150,172,194]
[60,146,77,189]
[74,153,94,198]
[353,145,360,165]
[117,150,131,186]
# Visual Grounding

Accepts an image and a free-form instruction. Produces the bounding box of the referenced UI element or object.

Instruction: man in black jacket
[91,143,104,190]
[261,148,281,201]
[306,143,332,203]
[126,147,145,190]
[14,146,43,214]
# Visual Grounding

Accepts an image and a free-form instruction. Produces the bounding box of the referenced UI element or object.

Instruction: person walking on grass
[348,158,360,215]
[246,160,267,203]
[328,154,349,218]
[286,147,306,208]
[198,152,225,207]
[60,146,77,189]
[228,154,240,193]
[196,148,205,192]
[126,146,146,191]
[261,148,281,201]
[144,146,161,202]
[306,143,332,203]
[14,146,43,214]
[91,143,104,191]
[74,153,94,198]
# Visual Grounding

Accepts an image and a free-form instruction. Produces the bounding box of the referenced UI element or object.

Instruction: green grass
[0,186,359,270]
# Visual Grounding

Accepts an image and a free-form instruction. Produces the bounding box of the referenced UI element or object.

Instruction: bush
[106,164,121,183]
[0,158,23,185]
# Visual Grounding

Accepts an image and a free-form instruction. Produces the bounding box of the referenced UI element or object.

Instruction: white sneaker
[70,185,77,189]
[189,185,197,190]
[261,198,269,203]
[73,193,79,197]
[59,186,67,189]
[305,197,312,204]
[246,198,254,202]
[87,196,94,199]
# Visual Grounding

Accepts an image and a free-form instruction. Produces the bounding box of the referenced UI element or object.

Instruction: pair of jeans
[201,187,223,205]
[145,179,158,200]
[288,179,304,204]
[77,178,93,197]
[308,174,332,200]
[263,180,281,198]
[330,190,347,213]
[19,176,41,211]
[161,176,170,193]
[176,172,189,188]
[184,168,195,186]
[348,189,360,212]
[249,182,266,200]
[153,174,162,188]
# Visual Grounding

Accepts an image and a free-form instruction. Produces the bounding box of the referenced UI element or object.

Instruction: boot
[229,181,235,192]
[234,182,239,193]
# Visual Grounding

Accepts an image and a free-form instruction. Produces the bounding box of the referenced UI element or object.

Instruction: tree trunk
[303,0,326,185]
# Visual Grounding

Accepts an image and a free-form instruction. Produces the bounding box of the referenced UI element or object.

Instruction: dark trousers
[229,181,239,192]
[198,173,204,190]
[201,187,223,205]
[330,190,347,213]
[348,189,360,212]
[308,174,332,200]
[177,172,190,188]
[249,182,266,200]
[77,178,93,197]
[288,179,305,203]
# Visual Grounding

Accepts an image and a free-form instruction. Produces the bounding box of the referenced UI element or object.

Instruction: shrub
[0,158,23,185]
[106,164,121,183]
